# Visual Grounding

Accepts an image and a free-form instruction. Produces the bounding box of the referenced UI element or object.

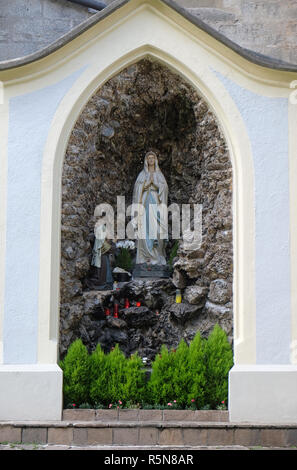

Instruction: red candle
[136,301,141,307]
[105,308,110,316]
[124,298,130,308]
[113,303,119,318]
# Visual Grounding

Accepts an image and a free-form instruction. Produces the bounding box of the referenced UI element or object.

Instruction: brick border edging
[62,409,229,422]
[1,421,297,447]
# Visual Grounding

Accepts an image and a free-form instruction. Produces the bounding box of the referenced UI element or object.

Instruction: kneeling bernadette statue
[85,213,114,290]
[132,151,170,278]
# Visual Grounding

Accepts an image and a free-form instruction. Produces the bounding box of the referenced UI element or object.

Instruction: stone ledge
[0,421,297,447]
[3,419,297,429]
[62,409,229,422]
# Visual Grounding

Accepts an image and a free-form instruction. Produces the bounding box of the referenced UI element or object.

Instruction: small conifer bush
[89,343,109,405]
[146,345,176,405]
[203,324,233,407]
[171,339,191,406]
[187,331,206,408]
[59,338,90,406]
[121,352,146,404]
[60,324,233,409]
[89,344,146,406]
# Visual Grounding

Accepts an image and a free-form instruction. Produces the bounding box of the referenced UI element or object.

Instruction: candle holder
[113,303,119,318]
[175,289,182,304]
[136,301,141,307]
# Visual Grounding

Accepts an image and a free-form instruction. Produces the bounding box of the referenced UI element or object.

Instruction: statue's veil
[132,151,167,206]
[143,151,161,173]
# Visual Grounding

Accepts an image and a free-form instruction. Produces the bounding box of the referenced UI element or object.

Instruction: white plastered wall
[0,0,296,421]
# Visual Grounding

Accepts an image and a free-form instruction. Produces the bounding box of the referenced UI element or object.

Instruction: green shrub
[61,325,233,410]
[90,345,145,406]
[187,331,206,408]
[89,343,109,405]
[115,248,132,272]
[146,327,231,409]
[204,324,233,408]
[147,334,207,408]
[121,353,146,404]
[147,345,175,405]
[89,344,126,405]
[171,339,191,406]
[59,339,90,406]
[105,344,128,403]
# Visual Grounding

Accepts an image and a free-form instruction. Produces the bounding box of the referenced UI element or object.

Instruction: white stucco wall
[216,72,291,364]
[4,68,86,364]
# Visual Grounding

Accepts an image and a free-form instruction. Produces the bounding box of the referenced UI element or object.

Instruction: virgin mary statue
[132,151,168,271]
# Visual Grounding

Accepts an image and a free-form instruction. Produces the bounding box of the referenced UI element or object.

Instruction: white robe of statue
[91,220,107,268]
[132,151,168,265]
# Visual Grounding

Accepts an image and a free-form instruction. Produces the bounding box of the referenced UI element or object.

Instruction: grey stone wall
[188,0,297,64]
[0,0,296,63]
[0,0,101,60]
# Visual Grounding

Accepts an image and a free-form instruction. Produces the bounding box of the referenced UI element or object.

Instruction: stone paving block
[159,428,184,446]
[195,410,229,422]
[183,428,208,446]
[73,428,88,445]
[207,427,234,446]
[95,409,118,421]
[260,429,287,447]
[113,427,139,445]
[286,428,297,447]
[118,409,139,421]
[22,427,47,444]
[138,427,158,445]
[48,427,73,445]
[163,410,196,421]
[0,426,22,443]
[234,428,261,446]
[139,410,163,421]
[88,428,113,445]
[63,409,96,421]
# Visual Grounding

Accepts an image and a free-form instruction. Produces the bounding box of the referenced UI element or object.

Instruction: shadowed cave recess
[59,59,233,362]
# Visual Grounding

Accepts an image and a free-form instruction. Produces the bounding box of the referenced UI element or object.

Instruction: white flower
[116,240,135,250]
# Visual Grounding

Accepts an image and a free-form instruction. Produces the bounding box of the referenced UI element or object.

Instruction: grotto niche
[59,59,233,362]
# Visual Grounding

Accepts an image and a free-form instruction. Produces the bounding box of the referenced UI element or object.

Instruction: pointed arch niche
[59,56,234,361]
[38,47,255,369]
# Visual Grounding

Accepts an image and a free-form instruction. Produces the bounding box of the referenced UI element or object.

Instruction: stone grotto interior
[59,58,233,363]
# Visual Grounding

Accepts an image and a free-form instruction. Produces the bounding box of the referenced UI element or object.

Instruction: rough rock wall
[60,59,233,360]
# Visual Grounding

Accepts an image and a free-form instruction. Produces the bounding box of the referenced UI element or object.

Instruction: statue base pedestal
[133,263,171,279]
